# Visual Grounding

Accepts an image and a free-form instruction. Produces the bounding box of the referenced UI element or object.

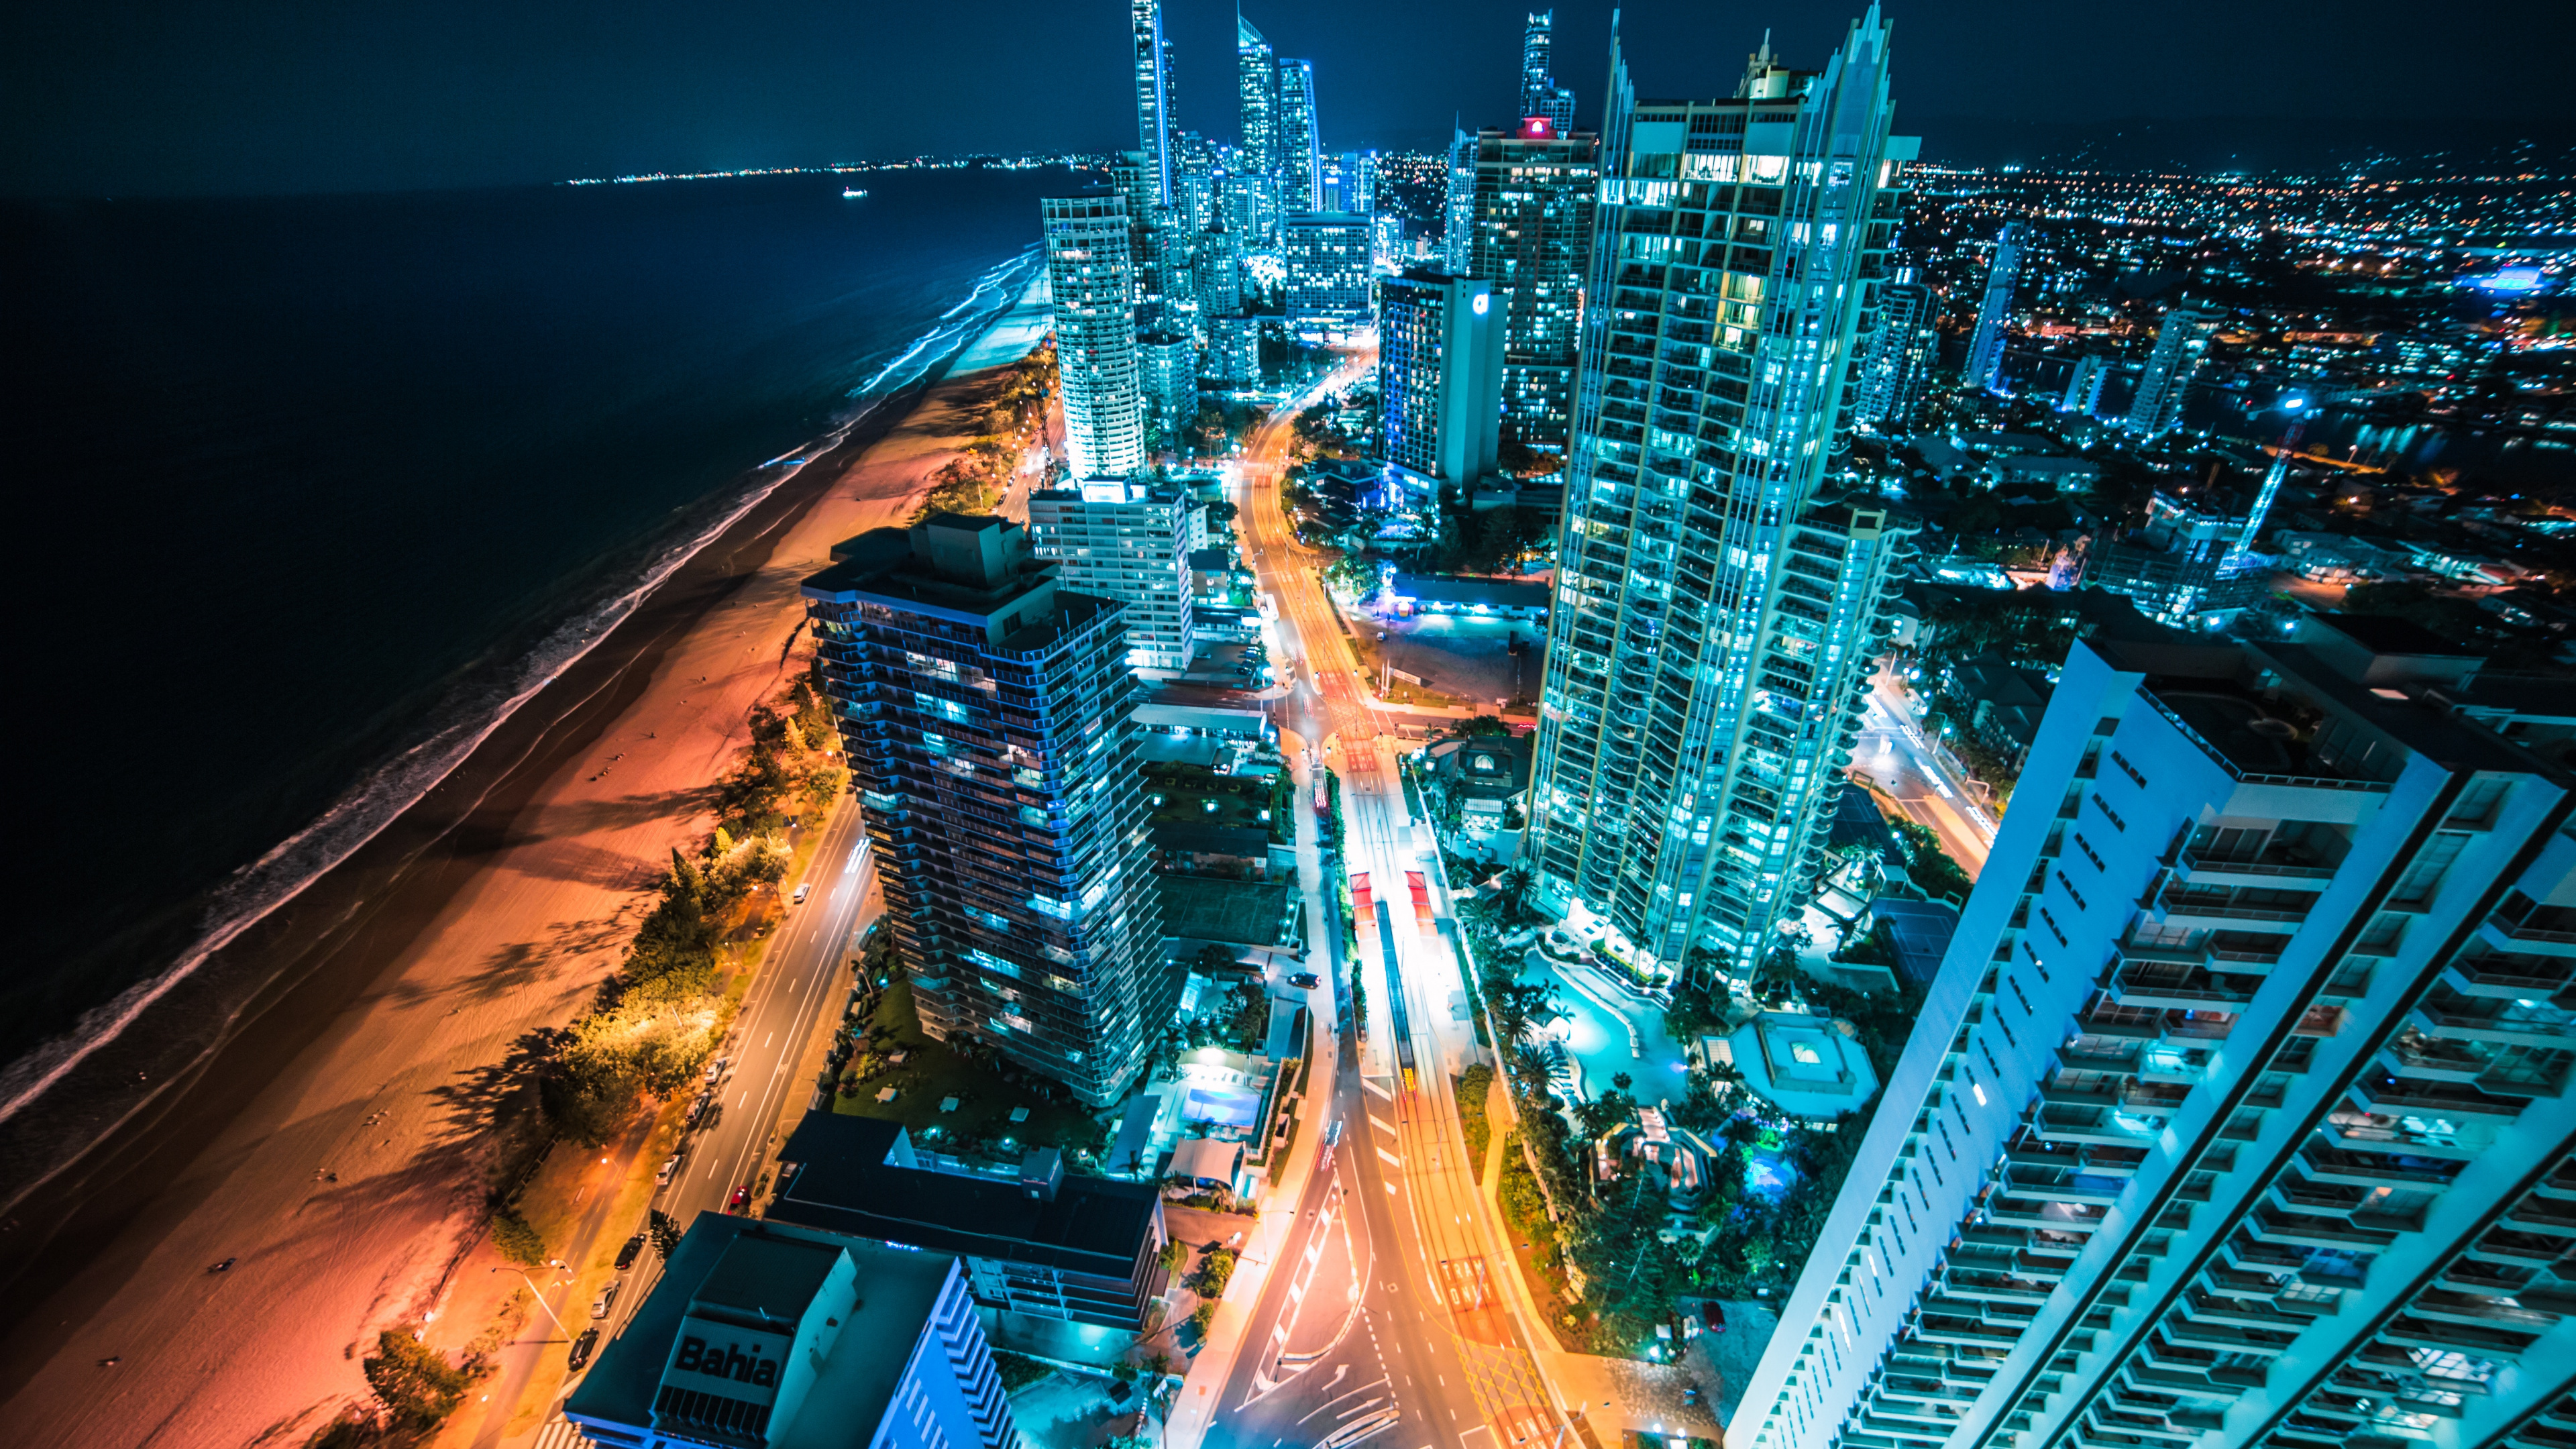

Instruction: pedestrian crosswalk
[531,1416,592,1449]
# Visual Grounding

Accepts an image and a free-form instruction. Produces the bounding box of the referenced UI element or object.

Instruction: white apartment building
[1042,189,1145,479]
[1027,481,1197,672]
[1734,613,2576,1449]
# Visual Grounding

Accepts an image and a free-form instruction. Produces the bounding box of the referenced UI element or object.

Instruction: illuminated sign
[1471,292,1490,316]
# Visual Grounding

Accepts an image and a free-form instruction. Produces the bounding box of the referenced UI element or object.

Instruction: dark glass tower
[802,516,1171,1108]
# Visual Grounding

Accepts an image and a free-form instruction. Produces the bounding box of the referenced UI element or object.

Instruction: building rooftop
[1729,1012,1880,1122]
[563,1213,953,1449]
[1387,574,1550,610]
[772,1112,1159,1281]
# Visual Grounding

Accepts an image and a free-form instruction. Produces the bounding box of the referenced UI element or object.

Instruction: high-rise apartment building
[1275,58,1321,215]
[1466,119,1599,454]
[1131,0,1175,207]
[1855,272,1937,431]
[1136,332,1197,450]
[1379,269,1504,490]
[1028,480,1197,672]
[1284,212,1375,339]
[1526,12,1921,983]
[1042,189,1144,480]
[802,517,1172,1108]
[1197,207,1242,319]
[1521,10,1556,115]
[564,1212,1018,1449]
[1733,614,2576,1449]
[2061,352,2112,417]
[1968,222,2025,394]
[1444,127,1479,274]
[1236,17,1279,246]
[2127,303,2222,439]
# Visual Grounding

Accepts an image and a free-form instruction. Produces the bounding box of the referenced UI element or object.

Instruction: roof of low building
[1388,574,1550,608]
[772,1113,1158,1281]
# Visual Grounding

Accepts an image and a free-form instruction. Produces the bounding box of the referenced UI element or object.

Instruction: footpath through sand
[0,281,1053,1449]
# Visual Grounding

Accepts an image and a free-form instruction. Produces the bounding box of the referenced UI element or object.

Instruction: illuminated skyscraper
[1854,271,1935,431]
[1275,59,1321,215]
[1284,213,1373,340]
[1527,11,1921,983]
[1379,269,1503,488]
[1236,16,1279,245]
[2060,350,2111,416]
[1041,189,1144,479]
[1466,118,1598,454]
[802,517,1173,1108]
[1519,9,1576,132]
[1132,0,1175,207]
[1442,126,1478,274]
[1029,480,1196,672]
[1967,221,2024,394]
[2126,301,2222,438]
[1732,616,2576,1449]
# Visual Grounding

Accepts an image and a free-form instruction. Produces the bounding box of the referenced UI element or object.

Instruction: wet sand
[0,284,1051,1446]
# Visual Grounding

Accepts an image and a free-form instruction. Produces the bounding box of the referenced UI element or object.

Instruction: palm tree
[1493,867,1534,925]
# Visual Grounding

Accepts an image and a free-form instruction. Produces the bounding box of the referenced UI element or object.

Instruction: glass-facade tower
[1275,58,1320,216]
[1468,120,1600,454]
[802,517,1172,1108]
[1527,8,1921,985]
[1042,189,1144,480]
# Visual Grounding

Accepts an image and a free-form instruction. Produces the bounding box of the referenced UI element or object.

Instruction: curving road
[1172,352,1578,1449]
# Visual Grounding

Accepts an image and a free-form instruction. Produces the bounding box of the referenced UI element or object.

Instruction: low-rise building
[771,1112,1167,1340]
[1385,574,1550,620]
[563,1212,1016,1449]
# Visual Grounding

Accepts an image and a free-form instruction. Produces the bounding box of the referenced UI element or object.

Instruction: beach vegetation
[353,1330,482,1438]
[487,1205,545,1267]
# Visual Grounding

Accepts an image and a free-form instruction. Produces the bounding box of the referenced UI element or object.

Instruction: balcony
[2178,850,2339,885]
[2443,954,2575,998]
[2111,961,2258,1012]
[2299,1144,2461,1189]
[2249,1204,2398,1252]
[2412,994,2576,1047]
[2481,912,2576,955]
[2348,1075,2527,1122]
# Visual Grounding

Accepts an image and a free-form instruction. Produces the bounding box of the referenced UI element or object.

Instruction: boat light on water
[841,187,867,199]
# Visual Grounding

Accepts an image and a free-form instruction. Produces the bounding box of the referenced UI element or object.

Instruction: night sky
[4,0,2568,197]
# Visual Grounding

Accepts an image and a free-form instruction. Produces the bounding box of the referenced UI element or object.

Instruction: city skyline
[6,0,2570,196]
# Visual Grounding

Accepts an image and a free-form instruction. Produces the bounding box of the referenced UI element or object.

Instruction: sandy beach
[0,280,1054,1448]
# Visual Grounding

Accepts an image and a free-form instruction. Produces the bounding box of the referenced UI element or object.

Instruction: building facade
[1378,269,1503,488]
[1285,212,1375,339]
[1856,274,1937,431]
[1520,9,1576,132]
[2061,352,2112,417]
[802,517,1172,1107]
[1235,16,1278,246]
[1275,58,1321,216]
[1466,119,1599,453]
[1042,189,1145,480]
[1136,331,1197,448]
[563,1213,1017,1449]
[1131,0,1175,207]
[2127,303,2222,439]
[1028,480,1197,672]
[1731,616,2576,1449]
[1444,127,1479,275]
[1968,222,2025,394]
[1526,12,1921,984]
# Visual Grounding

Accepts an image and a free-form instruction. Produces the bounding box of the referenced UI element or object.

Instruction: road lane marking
[1376,1145,1402,1167]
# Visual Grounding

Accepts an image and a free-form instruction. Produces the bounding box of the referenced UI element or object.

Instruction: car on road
[568,1328,600,1370]
[614,1234,644,1271]
[729,1183,753,1212]
[1287,971,1320,989]
[686,1090,712,1128]
[655,1155,682,1187]
[792,882,812,905]
[590,1281,618,1320]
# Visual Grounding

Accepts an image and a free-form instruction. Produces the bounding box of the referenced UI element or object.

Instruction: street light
[493,1266,572,1340]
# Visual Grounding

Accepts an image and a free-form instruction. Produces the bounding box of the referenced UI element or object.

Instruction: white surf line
[0,275,1018,1146]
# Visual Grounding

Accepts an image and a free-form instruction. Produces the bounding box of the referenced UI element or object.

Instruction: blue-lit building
[1284,211,1375,340]
[563,1212,1016,1449]
[802,516,1173,1108]
[1967,221,2024,394]
[1378,268,1502,490]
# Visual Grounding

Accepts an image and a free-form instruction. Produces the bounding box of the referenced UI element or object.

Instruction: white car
[792,883,812,905]
[655,1155,682,1186]
[591,1281,619,1320]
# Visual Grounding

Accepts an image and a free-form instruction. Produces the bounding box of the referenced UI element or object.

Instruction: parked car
[614,1234,645,1271]
[568,1328,600,1371]
[655,1155,682,1187]
[729,1183,753,1212]
[792,882,812,905]
[1288,971,1320,989]
[590,1281,619,1320]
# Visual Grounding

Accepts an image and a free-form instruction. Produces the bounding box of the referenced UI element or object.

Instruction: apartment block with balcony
[801,515,1173,1108]
[1732,612,2576,1449]
[1028,481,1197,674]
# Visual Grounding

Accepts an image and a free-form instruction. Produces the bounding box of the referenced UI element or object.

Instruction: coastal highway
[489,795,879,1444]
[1185,356,1576,1449]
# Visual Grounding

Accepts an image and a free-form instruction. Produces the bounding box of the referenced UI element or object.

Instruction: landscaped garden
[832,978,1108,1166]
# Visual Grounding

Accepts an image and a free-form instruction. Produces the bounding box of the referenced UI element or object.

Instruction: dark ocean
[0,166,1059,1114]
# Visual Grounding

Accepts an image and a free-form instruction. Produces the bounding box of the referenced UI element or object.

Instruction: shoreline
[0,272,1053,1443]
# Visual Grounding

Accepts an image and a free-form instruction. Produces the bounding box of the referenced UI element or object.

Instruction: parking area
[1362,612,1543,710]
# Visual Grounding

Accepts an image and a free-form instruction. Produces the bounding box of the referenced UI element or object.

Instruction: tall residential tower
[2127,302,2222,439]
[1236,17,1279,246]
[802,517,1172,1108]
[1466,118,1599,454]
[1275,58,1321,216]
[1042,189,1145,479]
[1527,11,1921,984]
[1732,615,2576,1449]
[1968,221,2025,394]
[1131,0,1175,206]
